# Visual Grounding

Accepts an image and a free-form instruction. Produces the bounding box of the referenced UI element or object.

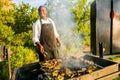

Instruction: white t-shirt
[32,18,59,46]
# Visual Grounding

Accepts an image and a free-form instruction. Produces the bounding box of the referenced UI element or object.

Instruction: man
[32,6,60,62]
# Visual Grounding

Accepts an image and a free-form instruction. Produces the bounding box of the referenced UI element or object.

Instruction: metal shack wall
[91,0,120,55]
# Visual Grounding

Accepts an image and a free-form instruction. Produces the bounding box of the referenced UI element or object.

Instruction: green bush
[0,61,9,80]
[0,23,14,45]
[10,46,38,69]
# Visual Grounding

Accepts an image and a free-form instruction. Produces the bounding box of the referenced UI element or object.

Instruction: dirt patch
[83,45,90,52]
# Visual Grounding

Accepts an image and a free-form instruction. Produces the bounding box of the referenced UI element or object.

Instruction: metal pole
[99,42,103,58]
[110,0,113,55]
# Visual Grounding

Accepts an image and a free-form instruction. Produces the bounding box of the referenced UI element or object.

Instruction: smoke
[47,0,84,57]
[61,54,87,68]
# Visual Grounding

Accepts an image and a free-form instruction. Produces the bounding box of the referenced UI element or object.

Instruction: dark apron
[38,21,58,61]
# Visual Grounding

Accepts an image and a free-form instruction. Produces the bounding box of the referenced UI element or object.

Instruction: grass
[107,55,120,61]
[107,55,120,80]
[113,77,120,80]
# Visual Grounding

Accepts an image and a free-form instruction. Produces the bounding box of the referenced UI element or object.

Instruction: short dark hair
[38,6,46,15]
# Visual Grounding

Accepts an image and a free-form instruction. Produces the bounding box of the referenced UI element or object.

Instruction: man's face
[39,7,47,18]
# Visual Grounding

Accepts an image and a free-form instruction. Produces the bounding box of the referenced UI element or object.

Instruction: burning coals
[38,56,97,80]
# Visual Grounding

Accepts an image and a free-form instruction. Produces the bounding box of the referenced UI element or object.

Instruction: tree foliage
[0,9,15,26]
[72,0,91,45]
[0,22,14,45]
[0,61,9,80]
[10,46,38,69]
[12,3,39,34]
[0,1,39,75]
[10,3,39,68]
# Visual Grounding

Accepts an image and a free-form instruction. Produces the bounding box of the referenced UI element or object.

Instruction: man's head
[38,6,48,19]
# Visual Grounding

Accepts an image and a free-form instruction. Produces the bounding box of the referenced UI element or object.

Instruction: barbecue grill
[15,54,120,80]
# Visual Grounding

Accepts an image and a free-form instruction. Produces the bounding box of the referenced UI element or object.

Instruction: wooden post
[6,48,12,80]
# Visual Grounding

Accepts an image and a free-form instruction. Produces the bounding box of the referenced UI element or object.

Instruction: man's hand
[39,44,44,53]
[36,42,44,53]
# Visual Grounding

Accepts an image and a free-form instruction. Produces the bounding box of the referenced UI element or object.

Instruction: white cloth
[32,18,59,46]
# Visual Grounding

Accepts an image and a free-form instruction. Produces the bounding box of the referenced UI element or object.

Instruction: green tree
[0,1,39,75]
[0,1,15,45]
[0,9,15,27]
[9,3,39,70]
[11,30,33,48]
[72,0,91,45]
[10,3,39,48]
[12,3,38,34]
[0,23,14,45]
[10,46,38,69]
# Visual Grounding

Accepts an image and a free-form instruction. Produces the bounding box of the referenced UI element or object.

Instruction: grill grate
[15,55,119,80]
